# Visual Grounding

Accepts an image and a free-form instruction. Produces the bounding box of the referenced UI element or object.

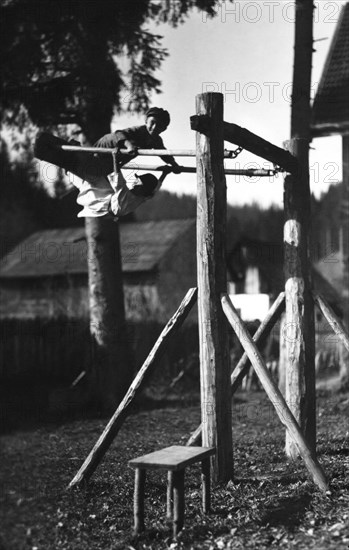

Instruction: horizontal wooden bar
[122,163,275,177]
[61,145,197,156]
[60,145,244,159]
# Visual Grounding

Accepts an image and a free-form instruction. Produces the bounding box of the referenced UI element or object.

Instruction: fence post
[195,92,233,482]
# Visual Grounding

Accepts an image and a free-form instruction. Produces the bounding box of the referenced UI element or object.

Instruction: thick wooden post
[283,138,316,458]
[195,92,233,482]
[283,0,316,458]
[283,138,316,459]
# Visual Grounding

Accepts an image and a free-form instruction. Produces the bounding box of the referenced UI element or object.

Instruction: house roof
[0,219,195,279]
[311,2,349,137]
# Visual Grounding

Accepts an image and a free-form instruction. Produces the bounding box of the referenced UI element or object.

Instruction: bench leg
[201,458,211,514]
[134,468,146,534]
[167,471,174,519]
[172,469,185,537]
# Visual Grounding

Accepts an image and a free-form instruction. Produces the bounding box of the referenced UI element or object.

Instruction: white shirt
[69,171,161,218]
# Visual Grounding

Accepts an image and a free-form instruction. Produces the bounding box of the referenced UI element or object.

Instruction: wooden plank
[195,92,233,483]
[190,116,297,173]
[68,288,197,489]
[221,293,328,493]
[186,292,285,447]
[129,445,215,471]
[314,293,349,352]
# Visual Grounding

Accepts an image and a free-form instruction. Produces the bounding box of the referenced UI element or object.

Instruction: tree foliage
[0,0,225,141]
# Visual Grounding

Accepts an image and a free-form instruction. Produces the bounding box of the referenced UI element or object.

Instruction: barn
[0,219,197,383]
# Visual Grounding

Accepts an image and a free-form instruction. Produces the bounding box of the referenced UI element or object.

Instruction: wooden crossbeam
[190,115,298,174]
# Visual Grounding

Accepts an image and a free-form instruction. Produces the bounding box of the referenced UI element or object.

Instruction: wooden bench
[129,445,215,537]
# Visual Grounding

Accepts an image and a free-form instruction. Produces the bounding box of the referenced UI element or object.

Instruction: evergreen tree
[0,0,230,410]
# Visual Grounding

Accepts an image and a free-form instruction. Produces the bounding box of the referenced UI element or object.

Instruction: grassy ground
[1,389,348,550]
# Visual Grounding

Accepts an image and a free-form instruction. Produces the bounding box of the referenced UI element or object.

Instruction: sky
[113,0,346,208]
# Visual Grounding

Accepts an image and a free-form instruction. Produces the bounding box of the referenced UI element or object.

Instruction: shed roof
[0,219,195,279]
[311,2,349,137]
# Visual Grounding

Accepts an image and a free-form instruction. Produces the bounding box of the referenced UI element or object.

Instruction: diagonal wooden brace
[187,292,285,447]
[221,293,328,493]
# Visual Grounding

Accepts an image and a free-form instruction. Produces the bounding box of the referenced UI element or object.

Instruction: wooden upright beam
[283,138,316,459]
[283,0,316,459]
[195,92,233,483]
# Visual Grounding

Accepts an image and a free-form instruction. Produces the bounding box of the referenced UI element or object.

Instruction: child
[34,106,181,180]
[94,107,181,175]
[71,164,173,219]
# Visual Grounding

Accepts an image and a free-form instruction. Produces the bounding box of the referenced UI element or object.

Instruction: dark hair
[145,107,170,129]
[134,174,158,197]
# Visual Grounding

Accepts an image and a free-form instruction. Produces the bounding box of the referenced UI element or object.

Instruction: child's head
[145,107,170,136]
[127,174,158,198]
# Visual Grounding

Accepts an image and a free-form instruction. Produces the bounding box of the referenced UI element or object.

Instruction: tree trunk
[283,0,316,458]
[83,104,132,410]
[85,216,132,411]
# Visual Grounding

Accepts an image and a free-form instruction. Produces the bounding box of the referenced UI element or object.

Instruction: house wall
[0,276,89,319]
[0,273,167,322]
[0,263,199,384]
[157,225,197,324]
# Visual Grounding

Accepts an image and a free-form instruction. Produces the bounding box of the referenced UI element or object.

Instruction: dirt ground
[1,389,348,550]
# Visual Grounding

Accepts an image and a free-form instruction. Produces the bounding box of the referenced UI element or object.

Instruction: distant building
[0,219,197,383]
[311,1,349,324]
[0,219,196,324]
[227,238,343,320]
[311,2,349,137]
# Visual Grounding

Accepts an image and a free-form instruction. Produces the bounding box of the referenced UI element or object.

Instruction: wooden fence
[0,318,199,385]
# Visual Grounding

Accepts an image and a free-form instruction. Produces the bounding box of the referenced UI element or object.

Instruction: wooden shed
[0,219,196,324]
[0,219,197,383]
